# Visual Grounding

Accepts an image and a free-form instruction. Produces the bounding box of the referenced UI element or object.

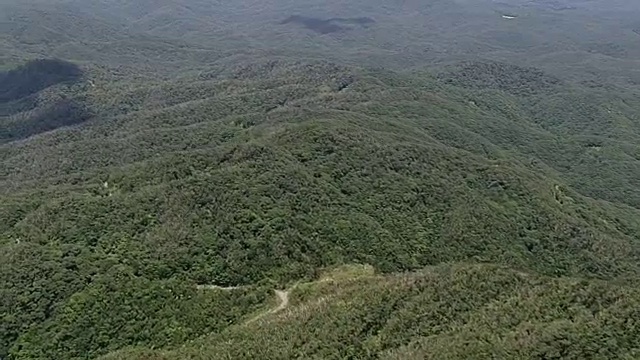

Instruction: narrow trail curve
[271,290,289,313]
[245,288,293,325]
[196,285,244,291]
[196,284,293,324]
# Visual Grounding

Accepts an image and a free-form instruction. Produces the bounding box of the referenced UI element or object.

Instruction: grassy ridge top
[101,263,640,359]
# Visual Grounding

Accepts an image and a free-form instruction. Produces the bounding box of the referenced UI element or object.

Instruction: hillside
[100,264,640,360]
[3,0,640,83]
[3,58,640,359]
[2,0,640,359]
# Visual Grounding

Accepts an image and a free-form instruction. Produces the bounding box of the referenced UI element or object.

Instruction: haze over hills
[2,0,640,359]
[2,0,640,81]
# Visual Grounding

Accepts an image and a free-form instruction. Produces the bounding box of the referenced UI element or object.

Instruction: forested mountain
[2,0,640,359]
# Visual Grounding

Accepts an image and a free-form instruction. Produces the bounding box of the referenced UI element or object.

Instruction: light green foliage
[99,264,640,359]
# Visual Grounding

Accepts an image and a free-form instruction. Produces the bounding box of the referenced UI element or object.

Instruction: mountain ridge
[2,0,640,358]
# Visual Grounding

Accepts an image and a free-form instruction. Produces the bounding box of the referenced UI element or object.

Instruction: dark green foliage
[0,95,38,117]
[1,0,640,358]
[0,59,82,103]
[2,60,640,358]
[437,61,561,95]
[9,269,268,360]
[0,59,89,142]
[0,98,92,141]
[101,264,640,360]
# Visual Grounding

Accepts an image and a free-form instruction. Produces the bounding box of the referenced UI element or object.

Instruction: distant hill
[0,59,90,142]
[2,0,640,83]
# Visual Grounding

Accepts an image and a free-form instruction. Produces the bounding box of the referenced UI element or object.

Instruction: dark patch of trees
[0,95,39,117]
[0,98,92,141]
[0,59,83,103]
[585,42,627,58]
[437,61,561,95]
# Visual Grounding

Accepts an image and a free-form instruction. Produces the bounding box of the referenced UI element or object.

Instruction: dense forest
[0,59,82,103]
[2,0,640,359]
[0,59,88,141]
[102,264,640,359]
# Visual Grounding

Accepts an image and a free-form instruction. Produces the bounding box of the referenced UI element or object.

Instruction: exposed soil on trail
[271,290,289,313]
[198,284,292,324]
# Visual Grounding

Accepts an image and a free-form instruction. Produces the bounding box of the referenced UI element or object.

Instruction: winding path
[271,290,289,313]
[195,285,244,290]
[245,288,292,324]
[197,284,292,324]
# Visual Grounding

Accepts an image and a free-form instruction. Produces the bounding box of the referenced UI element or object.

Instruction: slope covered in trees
[0,59,90,142]
[101,264,640,360]
[2,59,640,359]
[0,59,82,102]
[2,0,640,359]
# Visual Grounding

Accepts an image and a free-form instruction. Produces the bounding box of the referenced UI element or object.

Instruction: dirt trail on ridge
[271,290,289,313]
[197,284,292,324]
